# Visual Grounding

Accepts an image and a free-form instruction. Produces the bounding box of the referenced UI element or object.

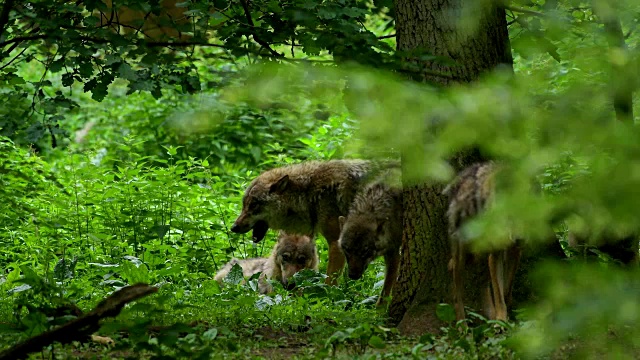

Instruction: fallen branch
[0,283,158,360]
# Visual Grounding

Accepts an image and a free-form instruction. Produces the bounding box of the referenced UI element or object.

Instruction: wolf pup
[338,167,403,306]
[231,159,396,285]
[214,232,319,294]
[443,162,522,321]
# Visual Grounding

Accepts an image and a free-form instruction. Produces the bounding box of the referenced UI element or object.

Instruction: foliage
[510,263,640,359]
[0,0,394,151]
[412,311,517,360]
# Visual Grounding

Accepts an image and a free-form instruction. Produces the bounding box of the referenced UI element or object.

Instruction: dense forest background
[1,0,640,358]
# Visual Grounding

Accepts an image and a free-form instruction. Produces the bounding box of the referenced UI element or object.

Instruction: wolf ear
[269,175,290,194]
[338,216,346,231]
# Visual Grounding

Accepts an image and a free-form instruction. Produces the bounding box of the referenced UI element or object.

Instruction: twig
[378,34,396,39]
[0,45,28,70]
[0,34,49,48]
[503,5,546,17]
[238,0,283,58]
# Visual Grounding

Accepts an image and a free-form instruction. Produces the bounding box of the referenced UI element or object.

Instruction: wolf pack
[214,159,517,321]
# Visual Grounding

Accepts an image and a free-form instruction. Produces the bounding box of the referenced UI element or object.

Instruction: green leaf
[119,261,150,284]
[151,84,163,99]
[472,323,489,343]
[318,8,337,19]
[255,296,275,310]
[50,59,65,73]
[203,328,218,341]
[418,333,434,344]
[164,145,180,156]
[78,61,94,78]
[8,284,32,294]
[91,82,109,102]
[61,73,74,87]
[436,303,456,322]
[454,338,472,352]
[53,257,77,281]
[8,75,25,85]
[83,78,98,92]
[224,263,244,286]
[118,63,139,81]
[83,15,99,26]
[368,335,386,349]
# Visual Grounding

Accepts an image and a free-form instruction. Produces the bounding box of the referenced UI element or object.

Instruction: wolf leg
[450,240,466,321]
[325,240,346,285]
[504,243,522,306]
[258,273,274,294]
[321,217,346,286]
[377,251,401,306]
[488,251,508,321]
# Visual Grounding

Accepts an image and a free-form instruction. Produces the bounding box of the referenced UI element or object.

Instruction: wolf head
[230,172,292,243]
[338,214,386,280]
[274,232,318,289]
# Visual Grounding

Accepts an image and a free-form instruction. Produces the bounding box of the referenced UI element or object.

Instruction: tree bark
[388,0,564,334]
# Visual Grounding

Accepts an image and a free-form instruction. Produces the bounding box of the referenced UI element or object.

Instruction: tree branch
[0,45,28,70]
[238,0,283,58]
[0,34,49,48]
[0,0,15,41]
[503,5,546,18]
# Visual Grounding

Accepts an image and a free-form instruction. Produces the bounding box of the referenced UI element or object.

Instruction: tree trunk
[388,0,564,334]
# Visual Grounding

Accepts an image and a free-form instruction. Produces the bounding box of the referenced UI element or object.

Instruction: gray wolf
[214,232,319,294]
[338,167,402,306]
[230,159,397,285]
[443,162,522,321]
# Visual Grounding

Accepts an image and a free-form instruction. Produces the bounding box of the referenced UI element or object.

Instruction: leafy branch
[238,0,283,58]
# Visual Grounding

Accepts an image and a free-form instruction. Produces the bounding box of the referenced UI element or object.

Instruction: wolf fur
[214,232,319,294]
[338,167,403,306]
[231,159,397,285]
[443,162,522,321]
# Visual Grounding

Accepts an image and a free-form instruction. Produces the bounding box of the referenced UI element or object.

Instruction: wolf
[443,162,522,321]
[337,167,403,306]
[230,159,397,285]
[214,232,319,294]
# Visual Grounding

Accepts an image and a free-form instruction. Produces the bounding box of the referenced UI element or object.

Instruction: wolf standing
[338,167,402,306]
[230,159,391,285]
[214,232,319,294]
[443,162,522,321]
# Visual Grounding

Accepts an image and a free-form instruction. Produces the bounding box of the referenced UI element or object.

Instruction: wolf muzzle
[230,215,252,233]
[230,222,245,233]
[348,268,365,280]
[230,217,269,243]
[283,280,296,291]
